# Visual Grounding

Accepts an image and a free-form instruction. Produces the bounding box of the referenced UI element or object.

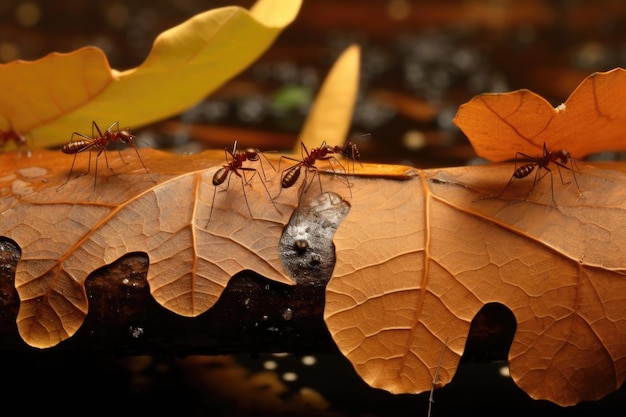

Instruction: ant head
[118,128,135,143]
[556,149,570,163]
[342,143,360,160]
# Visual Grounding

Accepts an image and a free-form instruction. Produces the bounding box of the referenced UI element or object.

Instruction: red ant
[496,142,581,203]
[59,121,155,193]
[340,141,361,162]
[205,140,278,227]
[326,140,363,175]
[275,141,355,203]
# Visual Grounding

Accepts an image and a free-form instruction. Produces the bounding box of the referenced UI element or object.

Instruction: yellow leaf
[0,0,302,148]
[296,44,360,153]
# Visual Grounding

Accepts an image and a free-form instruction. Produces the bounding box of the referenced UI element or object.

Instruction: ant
[496,142,581,203]
[326,140,363,175]
[205,140,278,227]
[275,141,354,203]
[340,140,361,163]
[59,121,155,193]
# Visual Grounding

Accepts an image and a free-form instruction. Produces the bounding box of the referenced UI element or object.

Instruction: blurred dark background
[1,0,626,415]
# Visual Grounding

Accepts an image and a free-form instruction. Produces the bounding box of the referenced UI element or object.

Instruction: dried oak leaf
[453,67,626,162]
[0,149,300,348]
[0,0,301,147]
[325,161,626,406]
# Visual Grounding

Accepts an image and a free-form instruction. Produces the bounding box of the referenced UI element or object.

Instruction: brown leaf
[453,67,626,162]
[324,161,626,406]
[1,146,404,349]
[0,149,304,348]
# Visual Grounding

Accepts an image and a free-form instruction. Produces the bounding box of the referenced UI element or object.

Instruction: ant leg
[102,146,111,171]
[205,186,219,228]
[92,148,106,194]
[205,170,233,228]
[225,168,255,219]
[240,166,281,215]
[291,170,310,224]
[302,168,319,196]
[131,142,156,182]
[224,145,233,164]
[276,154,301,175]
[554,159,583,197]
[526,165,553,202]
[258,158,270,183]
[494,150,540,200]
[241,167,258,187]
[569,160,583,197]
[105,121,120,134]
[256,152,276,182]
[515,151,535,162]
[67,131,95,177]
[314,168,325,194]
[117,149,128,165]
[92,121,105,139]
[239,174,254,219]
[327,156,353,197]
[554,163,569,186]
[494,175,516,199]
[86,149,93,175]
[112,124,128,166]
[57,154,79,191]
[327,155,347,175]
[543,168,556,204]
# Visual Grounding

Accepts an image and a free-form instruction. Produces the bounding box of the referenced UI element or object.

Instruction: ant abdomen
[61,140,91,154]
[212,166,230,186]
[513,164,535,179]
[281,165,302,189]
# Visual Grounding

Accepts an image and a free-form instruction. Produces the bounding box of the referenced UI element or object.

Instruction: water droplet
[17,167,48,178]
